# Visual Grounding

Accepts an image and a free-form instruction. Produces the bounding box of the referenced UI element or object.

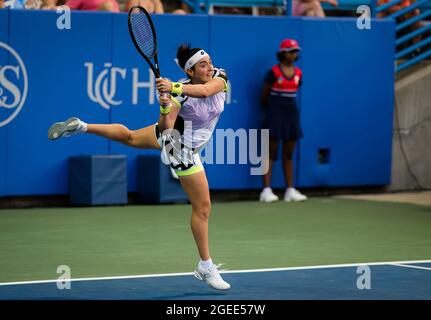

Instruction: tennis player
[259,39,307,203]
[48,44,230,290]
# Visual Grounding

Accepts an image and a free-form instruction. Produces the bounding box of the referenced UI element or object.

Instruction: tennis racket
[128,6,170,106]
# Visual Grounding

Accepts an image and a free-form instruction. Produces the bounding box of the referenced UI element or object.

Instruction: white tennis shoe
[284,188,307,202]
[194,263,230,290]
[259,187,279,203]
[48,117,86,140]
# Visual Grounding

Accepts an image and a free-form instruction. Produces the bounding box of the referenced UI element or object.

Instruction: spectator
[25,0,44,8]
[125,0,163,13]
[377,0,422,55]
[64,0,120,12]
[292,0,338,17]
[1,0,26,8]
[4,0,59,9]
[41,0,61,9]
[162,0,190,14]
[259,39,307,203]
[377,0,412,17]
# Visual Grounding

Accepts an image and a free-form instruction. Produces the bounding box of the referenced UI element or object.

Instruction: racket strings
[130,9,156,58]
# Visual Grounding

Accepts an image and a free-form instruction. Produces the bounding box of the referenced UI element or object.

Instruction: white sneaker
[194,263,230,290]
[48,117,86,140]
[284,188,307,202]
[259,187,279,203]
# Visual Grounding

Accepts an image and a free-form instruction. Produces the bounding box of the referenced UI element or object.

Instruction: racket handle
[156,77,172,107]
[160,91,172,108]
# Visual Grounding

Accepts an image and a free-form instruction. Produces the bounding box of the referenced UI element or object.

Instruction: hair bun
[176,44,202,69]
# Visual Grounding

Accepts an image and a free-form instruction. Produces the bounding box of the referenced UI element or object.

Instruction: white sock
[263,187,272,193]
[199,258,213,269]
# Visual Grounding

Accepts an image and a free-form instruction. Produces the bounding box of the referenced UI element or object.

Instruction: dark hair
[276,50,300,63]
[276,51,286,63]
[177,44,202,70]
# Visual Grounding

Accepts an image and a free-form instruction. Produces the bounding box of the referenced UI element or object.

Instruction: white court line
[1,258,430,287]
[390,263,431,271]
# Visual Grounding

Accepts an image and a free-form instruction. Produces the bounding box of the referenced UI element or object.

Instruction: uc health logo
[85,62,156,110]
[85,62,232,110]
[0,42,28,127]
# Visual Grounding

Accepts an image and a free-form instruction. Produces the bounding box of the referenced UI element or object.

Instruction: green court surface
[0,198,430,283]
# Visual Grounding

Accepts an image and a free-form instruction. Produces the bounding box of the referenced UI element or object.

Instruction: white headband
[174,50,210,72]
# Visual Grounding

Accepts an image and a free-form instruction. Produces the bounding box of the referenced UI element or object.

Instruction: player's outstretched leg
[48,117,161,150]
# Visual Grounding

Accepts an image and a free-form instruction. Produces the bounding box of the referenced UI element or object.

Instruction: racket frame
[127,5,161,78]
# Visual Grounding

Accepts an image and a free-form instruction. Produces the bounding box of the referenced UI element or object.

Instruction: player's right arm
[157,94,180,133]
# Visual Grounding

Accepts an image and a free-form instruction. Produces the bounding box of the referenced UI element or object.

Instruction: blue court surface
[0,260,430,300]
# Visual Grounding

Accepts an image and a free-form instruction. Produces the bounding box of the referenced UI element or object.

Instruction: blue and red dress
[264,64,303,140]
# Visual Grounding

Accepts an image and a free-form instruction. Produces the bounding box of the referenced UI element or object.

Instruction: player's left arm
[182,77,225,98]
[156,69,228,98]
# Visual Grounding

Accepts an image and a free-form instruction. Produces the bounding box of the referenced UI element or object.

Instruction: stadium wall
[0,10,395,196]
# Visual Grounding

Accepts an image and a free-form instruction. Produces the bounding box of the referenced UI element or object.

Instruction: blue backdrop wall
[0,10,394,196]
